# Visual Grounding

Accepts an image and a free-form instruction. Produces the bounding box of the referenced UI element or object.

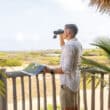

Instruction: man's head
[63,24,78,40]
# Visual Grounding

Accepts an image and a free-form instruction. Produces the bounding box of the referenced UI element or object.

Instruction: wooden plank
[21,76,25,110]
[36,75,40,110]
[6,67,107,78]
[43,73,47,110]
[91,74,95,110]
[74,92,77,108]
[100,74,104,110]
[51,73,57,110]
[78,90,80,110]
[83,73,88,110]
[12,77,17,110]
[3,78,7,110]
[29,76,32,110]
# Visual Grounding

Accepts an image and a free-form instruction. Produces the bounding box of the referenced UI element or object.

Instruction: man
[45,24,82,110]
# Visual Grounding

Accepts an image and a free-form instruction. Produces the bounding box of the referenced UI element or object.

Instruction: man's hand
[43,66,51,73]
[59,33,65,47]
[44,66,64,74]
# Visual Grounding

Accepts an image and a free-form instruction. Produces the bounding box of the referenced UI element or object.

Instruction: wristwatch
[50,69,54,74]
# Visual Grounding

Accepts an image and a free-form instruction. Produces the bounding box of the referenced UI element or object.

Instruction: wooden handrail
[0,67,110,110]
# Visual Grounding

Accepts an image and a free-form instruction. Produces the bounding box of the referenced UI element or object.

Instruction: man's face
[63,28,73,40]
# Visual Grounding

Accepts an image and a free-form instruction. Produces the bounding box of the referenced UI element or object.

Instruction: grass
[0,49,108,67]
[41,104,83,110]
[41,104,61,110]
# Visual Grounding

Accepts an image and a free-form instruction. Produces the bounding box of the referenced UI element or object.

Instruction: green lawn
[41,104,61,110]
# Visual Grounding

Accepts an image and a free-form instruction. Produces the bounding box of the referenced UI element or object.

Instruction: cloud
[54,0,86,12]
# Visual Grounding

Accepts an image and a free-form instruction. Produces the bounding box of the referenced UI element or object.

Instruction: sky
[0,0,110,51]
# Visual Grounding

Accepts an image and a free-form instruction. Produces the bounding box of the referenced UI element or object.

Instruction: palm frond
[89,0,110,14]
[82,56,110,72]
[0,69,7,96]
[91,37,110,58]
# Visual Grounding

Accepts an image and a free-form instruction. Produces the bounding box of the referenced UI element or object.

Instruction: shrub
[0,58,22,66]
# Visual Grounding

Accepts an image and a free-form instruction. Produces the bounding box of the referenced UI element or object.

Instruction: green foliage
[0,58,22,66]
[80,73,108,89]
[47,57,60,65]
[82,37,110,72]
[29,51,43,57]
[53,50,61,54]
[82,57,110,72]
[0,52,7,57]
[92,37,110,58]
[41,104,60,110]
[0,69,7,96]
[83,49,105,56]
[82,37,110,88]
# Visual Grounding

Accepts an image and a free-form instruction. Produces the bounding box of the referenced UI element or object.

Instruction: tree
[89,0,110,14]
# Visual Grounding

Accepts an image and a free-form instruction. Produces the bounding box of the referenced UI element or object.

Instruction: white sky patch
[16,32,24,42]
[23,7,36,16]
[54,0,86,12]
[32,33,40,41]
[16,32,40,42]
[24,9,33,16]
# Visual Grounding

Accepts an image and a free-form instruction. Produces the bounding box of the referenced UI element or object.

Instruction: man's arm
[44,66,64,74]
[44,34,65,74]
[59,34,65,47]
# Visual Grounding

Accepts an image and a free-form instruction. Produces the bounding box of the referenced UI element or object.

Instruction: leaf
[91,37,110,59]
[95,80,100,88]
[0,69,7,96]
[0,80,5,87]
[82,57,110,72]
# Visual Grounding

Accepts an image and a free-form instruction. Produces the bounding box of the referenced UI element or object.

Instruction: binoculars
[53,29,64,38]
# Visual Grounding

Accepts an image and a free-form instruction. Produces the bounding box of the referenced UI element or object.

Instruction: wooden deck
[0,67,110,110]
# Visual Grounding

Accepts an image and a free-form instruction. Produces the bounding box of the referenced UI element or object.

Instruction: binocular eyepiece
[53,29,64,38]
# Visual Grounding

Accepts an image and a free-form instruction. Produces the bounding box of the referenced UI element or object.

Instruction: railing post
[0,69,7,110]
[83,72,88,110]
[51,73,57,110]
[100,73,104,110]
[43,72,47,110]
[91,73,95,110]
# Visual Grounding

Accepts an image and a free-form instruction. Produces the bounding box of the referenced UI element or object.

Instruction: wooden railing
[0,68,110,110]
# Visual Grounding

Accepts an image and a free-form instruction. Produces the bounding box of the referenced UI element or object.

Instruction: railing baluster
[12,77,17,110]
[91,73,95,110]
[21,76,25,110]
[78,90,80,110]
[108,74,110,110]
[29,76,32,110]
[43,73,47,110]
[100,74,104,110]
[51,73,57,110]
[36,75,40,110]
[4,77,7,110]
[83,73,88,110]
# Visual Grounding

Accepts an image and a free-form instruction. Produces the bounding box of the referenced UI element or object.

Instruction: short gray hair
[65,24,78,36]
